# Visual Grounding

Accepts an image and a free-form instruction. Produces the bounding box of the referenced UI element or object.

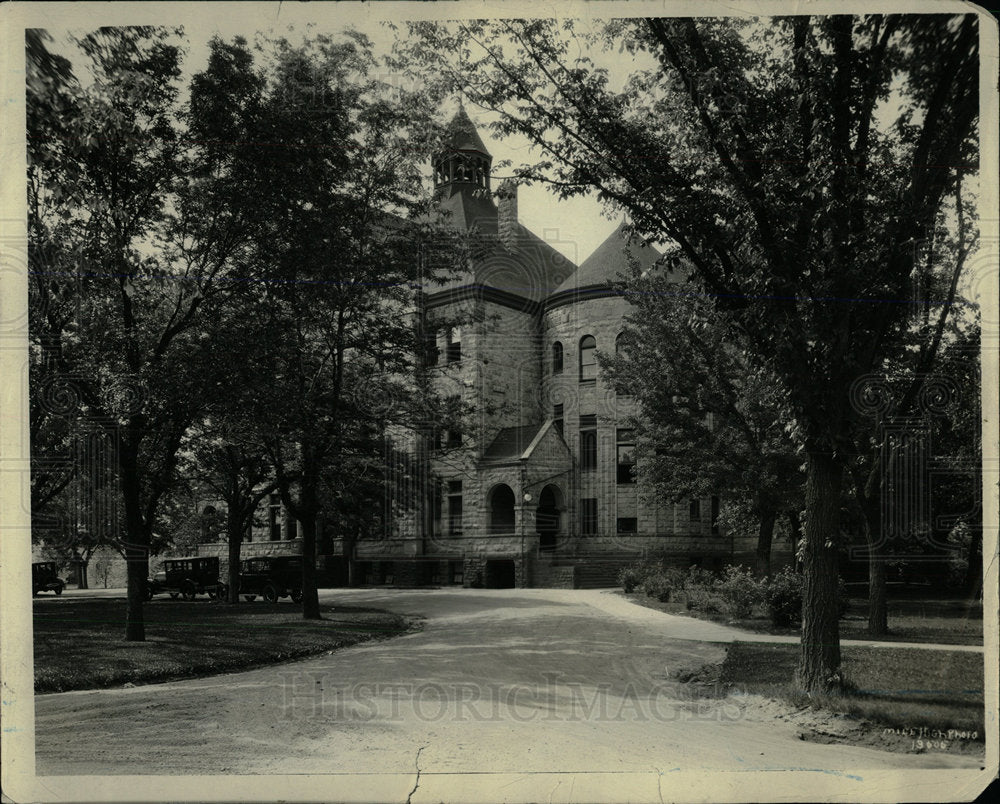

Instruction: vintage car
[32,562,65,596]
[238,555,303,603]
[146,556,226,601]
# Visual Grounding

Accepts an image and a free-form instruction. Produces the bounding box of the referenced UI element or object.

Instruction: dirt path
[33,588,983,795]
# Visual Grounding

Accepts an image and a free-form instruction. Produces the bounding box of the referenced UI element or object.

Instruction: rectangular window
[448,480,463,536]
[553,403,564,435]
[446,327,462,363]
[580,430,597,471]
[581,498,598,535]
[580,336,597,382]
[286,517,297,540]
[616,517,638,534]
[616,428,636,484]
[579,414,597,471]
[432,482,443,536]
[446,429,462,449]
[689,498,701,523]
[269,494,281,541]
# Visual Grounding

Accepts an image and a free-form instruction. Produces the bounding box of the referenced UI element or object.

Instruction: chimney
[496,179,518,250]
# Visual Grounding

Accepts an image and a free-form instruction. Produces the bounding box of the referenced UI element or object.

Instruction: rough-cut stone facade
[177,106,792,591]
[366,107,796,588]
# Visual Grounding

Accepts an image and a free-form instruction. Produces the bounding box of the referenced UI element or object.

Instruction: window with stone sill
[552,341,564,374]
[579,335,597,383]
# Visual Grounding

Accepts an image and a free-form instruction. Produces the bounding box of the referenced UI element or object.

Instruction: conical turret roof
[443,101,491,155]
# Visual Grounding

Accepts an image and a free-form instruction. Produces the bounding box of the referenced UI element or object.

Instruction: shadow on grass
[33,597,412,693]
[718,641,985,737]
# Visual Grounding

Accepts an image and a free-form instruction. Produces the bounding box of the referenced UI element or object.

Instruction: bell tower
[433,100,493,200]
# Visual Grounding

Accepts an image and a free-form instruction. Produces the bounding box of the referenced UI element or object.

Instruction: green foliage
[617,563,645,594]
[713,565,766,619]
[398,13,980,691]
[765,566,804,627]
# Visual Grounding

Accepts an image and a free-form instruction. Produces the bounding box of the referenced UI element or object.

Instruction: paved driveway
[33,588,982,795]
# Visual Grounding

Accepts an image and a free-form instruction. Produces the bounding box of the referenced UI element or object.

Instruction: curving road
[33,588,982,798]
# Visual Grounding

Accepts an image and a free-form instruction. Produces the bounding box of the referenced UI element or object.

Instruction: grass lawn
[33,596,412,693]
[719,641,985,742]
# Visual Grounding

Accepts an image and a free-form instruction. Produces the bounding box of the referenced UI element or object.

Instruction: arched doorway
[489,484,516,534]
[536,484,563,551]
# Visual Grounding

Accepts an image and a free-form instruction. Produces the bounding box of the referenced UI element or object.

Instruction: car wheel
[291,589,303,604]
[244,595,256,602]
[181,582,196,601]
[215,584,228,600]
[263,584,279,604]
[55,585,63,596]
[144,586,154,601]
[169,592,179,599]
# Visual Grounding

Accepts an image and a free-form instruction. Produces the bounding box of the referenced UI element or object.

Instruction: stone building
[344,104,791,588]
[194,104,792,589]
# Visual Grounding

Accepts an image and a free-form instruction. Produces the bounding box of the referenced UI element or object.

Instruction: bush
[765,566,803,627]
[684,565,717,591]
[714,565,766,619]
[642,571,673,602]
[618,564,644,594]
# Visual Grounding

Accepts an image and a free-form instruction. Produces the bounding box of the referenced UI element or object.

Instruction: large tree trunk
[298,457,322,620]
[300,513,321,619]
[120,440,147,642]
[75,550,89,589]
[755,510,776,577]
[861,493,888,635]
[796,450,843,692]
[868,555,888,635]
[343,531,357,588]
[226,508,243,604]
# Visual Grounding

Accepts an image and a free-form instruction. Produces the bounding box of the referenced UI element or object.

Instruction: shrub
[765,566,803,627]
[714,565,766,619]
[684,586,726,613]
[641,571,672,602]
[618,564,644,594]
[684,565,717,591]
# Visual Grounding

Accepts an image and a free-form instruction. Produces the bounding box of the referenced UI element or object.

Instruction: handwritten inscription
[882,726,979,751]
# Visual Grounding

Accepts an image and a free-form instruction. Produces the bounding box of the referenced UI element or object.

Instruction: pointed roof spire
[444,97,491,156]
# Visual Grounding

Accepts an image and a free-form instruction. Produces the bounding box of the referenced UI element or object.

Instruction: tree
[189,32,470,618]
[602,269,804,577]
[27,27,262,640]
[181,419,280,603]
[396,14,979,690]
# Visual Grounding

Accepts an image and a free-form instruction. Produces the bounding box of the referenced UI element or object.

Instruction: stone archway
[488,484,516,534]
[536,484,563,551]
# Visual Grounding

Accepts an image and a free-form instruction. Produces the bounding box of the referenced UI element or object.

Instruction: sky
[41,9,625,268]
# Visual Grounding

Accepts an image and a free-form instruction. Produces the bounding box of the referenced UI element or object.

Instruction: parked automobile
[32,562,65,596]
[238,556,303,603]
[146,556,226,601]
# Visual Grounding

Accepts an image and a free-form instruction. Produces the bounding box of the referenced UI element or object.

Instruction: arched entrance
[536,484,563,551]
[489,484,516,534]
